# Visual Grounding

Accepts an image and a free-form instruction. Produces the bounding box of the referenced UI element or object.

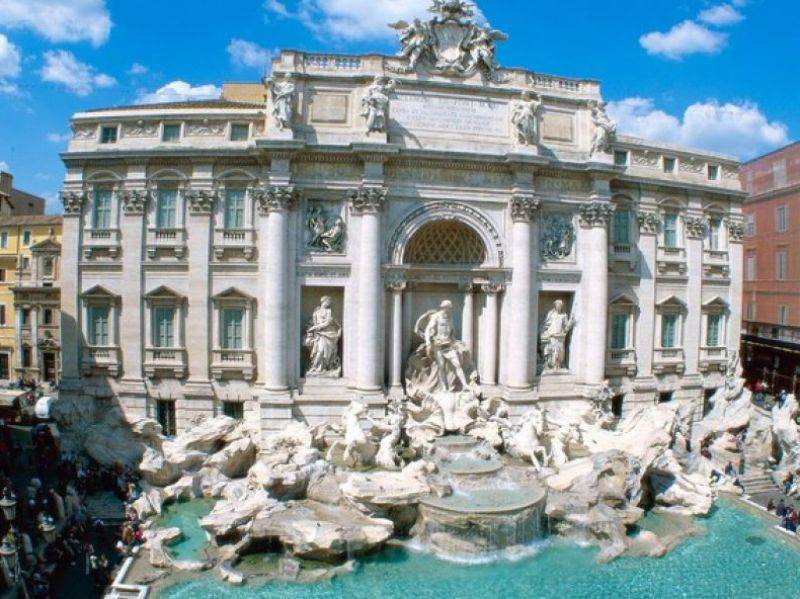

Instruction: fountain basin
[416,484,547,556]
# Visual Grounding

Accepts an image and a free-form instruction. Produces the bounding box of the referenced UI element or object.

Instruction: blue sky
[0,0,797,213]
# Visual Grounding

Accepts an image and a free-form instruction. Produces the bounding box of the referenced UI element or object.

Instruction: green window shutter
[223,309,244,349]
[664,213,678,247]
[662,314,677,348]
[157,190,177,229]
[225,189,245,229]
[94,189,112,229]
[707,314,721,347]
[611,314,628,350]
[154,308,175,347]
[613,209,630,245]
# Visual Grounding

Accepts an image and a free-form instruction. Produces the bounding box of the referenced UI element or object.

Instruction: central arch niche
[403,221,487,266]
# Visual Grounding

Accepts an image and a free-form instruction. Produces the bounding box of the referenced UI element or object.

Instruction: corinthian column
[579,191,614,387]
[350,186,387,393]
[257,185,298,391]
[507,194,540,389]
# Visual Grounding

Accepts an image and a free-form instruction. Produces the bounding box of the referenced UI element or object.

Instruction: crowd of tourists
[0,416,142,598]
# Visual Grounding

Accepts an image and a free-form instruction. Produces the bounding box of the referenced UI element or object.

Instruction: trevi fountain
[49,1,800,597]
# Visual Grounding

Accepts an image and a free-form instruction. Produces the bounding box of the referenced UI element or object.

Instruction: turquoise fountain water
[160,500,800,598]
[157,499,214,562]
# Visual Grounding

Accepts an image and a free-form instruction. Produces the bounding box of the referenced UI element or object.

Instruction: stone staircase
[740,469,781,498]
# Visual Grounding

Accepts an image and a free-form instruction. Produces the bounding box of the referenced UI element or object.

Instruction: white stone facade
[58,6,745,435]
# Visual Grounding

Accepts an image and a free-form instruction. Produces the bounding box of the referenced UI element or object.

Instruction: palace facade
[58,2,745,435]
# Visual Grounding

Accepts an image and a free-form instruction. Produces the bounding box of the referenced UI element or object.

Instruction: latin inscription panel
[391,92,509,138]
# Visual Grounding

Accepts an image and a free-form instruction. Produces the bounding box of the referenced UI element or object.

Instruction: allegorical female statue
[267,73,296,131]
[540,299,576,372]
[511,91,541,146]
[361,76,396,134]
[304,297,342,377]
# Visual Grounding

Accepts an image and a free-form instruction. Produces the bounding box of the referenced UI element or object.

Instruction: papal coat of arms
[388,0,508,80]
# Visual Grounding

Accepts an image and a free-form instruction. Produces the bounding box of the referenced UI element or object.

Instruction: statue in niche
[540,300,576,373]
[540,214,575,261]
[511,91,541,146]
[306,205,345,253]
[408,301,474,394]
[589,100,617,157]
[304,296,342,377]
[267,74,296,131]
[361,76,397,135]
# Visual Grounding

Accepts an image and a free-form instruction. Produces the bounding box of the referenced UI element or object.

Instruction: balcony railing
[83,228,121,259]
[144,347,187,379]
[213,228,256,260]
[699,346,728,373]
[606,348,637,376]
[656,246,687,276]
[653,347,686,374]
[211,348,256,381]
[146,228,187,259]
[82,346,121,377]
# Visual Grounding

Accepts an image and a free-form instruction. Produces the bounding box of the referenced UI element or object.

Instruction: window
[156,189,178,229]
[706,313,723,347]
[658,392,673,404]
[224,188,245,230]
[22,230,31,246]
[162,124,181,142]
[230,124,249,141]
[156,400,177,437]
[93,188,112,229]
[776,251,788,280]
[19,256,29,270]
[100,126,118,144]
[746,254,756,281]
[22,348,31,368]
[707,164,720,181]
[614,151,629,167]
[776,205,789,232]
[0,306,5,325]
[663,213,679,248]
[43,308,53,326]
[779,305,789,326]
[88,306,110,346]
[612,208,630,246]
[661,313,679,348]
[707,218,722,251]
[610,313,629,350]
[663,157,676,173]
[0,232,7,249]
[222,308,244,349]
[153,308,175,348]
[745,214,755,237]
[0,270,5,282]
[746,303,756,321]
[222,401,244,420]
[611,395,624,418]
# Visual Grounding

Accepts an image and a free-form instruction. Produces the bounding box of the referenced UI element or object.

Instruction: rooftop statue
[388,0,507,81]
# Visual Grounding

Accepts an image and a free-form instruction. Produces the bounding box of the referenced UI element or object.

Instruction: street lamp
[38,515,56,545]
[0,493,16,522]
[0,534,18,583]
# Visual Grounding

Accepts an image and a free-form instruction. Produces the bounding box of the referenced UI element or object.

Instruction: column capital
[637,211,660,235]
[683,215,708,240]
[256,185,299,215]
[121,189,149,215]
[510,194,541,223]
[481,282,505,295]
[386,277,407,293]
[60,191,85,217]
[579,200,614,228]
[459,281,475,293]
[349,186,388,215]
[187,189,216,216]
[727,218,744,243]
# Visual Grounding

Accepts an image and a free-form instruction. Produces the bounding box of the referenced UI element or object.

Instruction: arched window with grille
[404,221,487,266]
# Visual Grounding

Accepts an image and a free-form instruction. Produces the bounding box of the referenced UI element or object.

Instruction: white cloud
[640,20,727,60]
[265,0,432,41]
[136,80,221,105]
[128,62,148,76]
[0,33,19,78]
[0,0,112,47]
[46,132,71,144]
[39,49,116,96]
[607,97,789,160]
[227,39,273,70]
[0,161,9,173]
[698,4,744,26]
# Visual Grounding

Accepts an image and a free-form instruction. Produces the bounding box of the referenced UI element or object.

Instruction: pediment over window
[30,238,61,253]
[609,292,638,307]
[81,285,119,300]
[144,286,185,302]
[212,287,254,304]
[703,296,729,310]
[656,294,687,310]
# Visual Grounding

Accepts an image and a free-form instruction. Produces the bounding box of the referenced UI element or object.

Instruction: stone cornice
[255,185,299,215]
[579,201,614,228]
[349,186,388,215]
